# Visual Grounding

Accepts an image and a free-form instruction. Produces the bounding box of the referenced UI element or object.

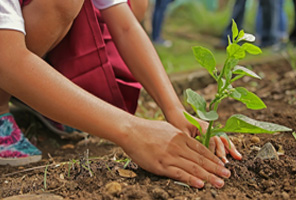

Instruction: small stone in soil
[151,187,169,199]
[255,142,279,160]
[250,136,260,143]
[60,144,75,149]
[210,189,218,198]
[105,181,122,196]
[117,168,137,178]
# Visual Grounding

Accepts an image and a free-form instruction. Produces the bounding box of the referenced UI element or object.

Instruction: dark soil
[1,59,296,200]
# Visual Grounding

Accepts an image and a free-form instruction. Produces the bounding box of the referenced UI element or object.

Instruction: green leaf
[238,33,255,42]
[224,58,239,82]
[218,78,226,93]
[237,30,245,41]
[217,114,292,134]
[184,112,202,134]
[185,88,206,113]
[232,65,261,79]
[292,132,296,140]
[185,89,219,121]
[231,19,238,42]
[230,87,266,110]
[192,46,216,78]
[197,110,219,121]
[227,35,232,45]
[227,43,246,59]
[242,43,262,55]
[230,88,241,99]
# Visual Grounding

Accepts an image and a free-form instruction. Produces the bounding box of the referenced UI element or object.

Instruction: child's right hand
[120,119,231,189]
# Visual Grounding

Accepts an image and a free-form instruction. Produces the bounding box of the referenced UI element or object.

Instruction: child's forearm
[0,30,232,190]
[0,30,134,146]
[101,4,185,118]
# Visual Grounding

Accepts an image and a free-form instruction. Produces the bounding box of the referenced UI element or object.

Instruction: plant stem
[204,121,214,148]
[204,102,219,148]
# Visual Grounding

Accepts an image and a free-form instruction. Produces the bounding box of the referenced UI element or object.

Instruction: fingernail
[222,168,231,178]
[194,179,204,188]
[235,149,242,157]
[218,160,225,166]
[215,178,224,188]
[222,156,229,164]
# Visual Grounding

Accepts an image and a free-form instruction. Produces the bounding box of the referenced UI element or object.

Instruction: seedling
[43,162,49,190]
[184,20,292,148]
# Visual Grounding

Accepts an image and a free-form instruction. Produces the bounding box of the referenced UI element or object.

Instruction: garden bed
[0,58,295,200]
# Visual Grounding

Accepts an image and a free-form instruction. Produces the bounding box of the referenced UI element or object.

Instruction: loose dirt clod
[105,181,122,196]
[282,191,290,200]
[151,187,169,199]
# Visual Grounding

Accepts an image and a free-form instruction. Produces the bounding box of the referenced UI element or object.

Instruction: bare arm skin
[101,4,242,161]
[0,31,132,145]
[129,0,149,22]
[102,4,180,119]
[101,4,203,134]
[0,3,239,188]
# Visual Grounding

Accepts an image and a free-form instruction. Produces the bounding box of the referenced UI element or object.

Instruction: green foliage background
[152,0,295,74]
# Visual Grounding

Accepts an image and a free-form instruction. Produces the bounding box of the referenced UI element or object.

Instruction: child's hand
[165,109,242,163]
[209,136,242,163]
[120,119,231,189]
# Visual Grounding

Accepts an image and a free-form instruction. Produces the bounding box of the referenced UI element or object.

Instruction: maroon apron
[20,0,141,114]
[19,0,31,6]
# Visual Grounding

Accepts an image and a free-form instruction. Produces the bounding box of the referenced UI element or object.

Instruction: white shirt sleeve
[0,0,25,34]
[0,0,127,35]
[92,0,127,10]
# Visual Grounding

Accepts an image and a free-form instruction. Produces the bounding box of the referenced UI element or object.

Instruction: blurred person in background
[256,0,286,50]
[215,0,247,49]
[151,0,174,47]
[216,0,284,50]
[289,0,296,45]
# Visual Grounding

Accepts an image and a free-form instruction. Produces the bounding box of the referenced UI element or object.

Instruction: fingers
[220,136,242,160]
[163,156,230,189]
[186,137,225,167]
[182,138,231,187]
[225,147,229,154]
[183,151,231,180]
[214,136,229,164]
[196,118,209,134]
[162,166,205,188]
[209,136,216,153]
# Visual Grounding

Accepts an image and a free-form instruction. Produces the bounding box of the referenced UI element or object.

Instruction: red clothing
[20,0,141,114]
[19,0,31,6]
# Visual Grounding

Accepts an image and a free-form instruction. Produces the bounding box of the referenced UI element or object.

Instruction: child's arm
[129,0,149,22]
[0,30,230,188]
[101,4,242,161]
[101,4,192,130]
